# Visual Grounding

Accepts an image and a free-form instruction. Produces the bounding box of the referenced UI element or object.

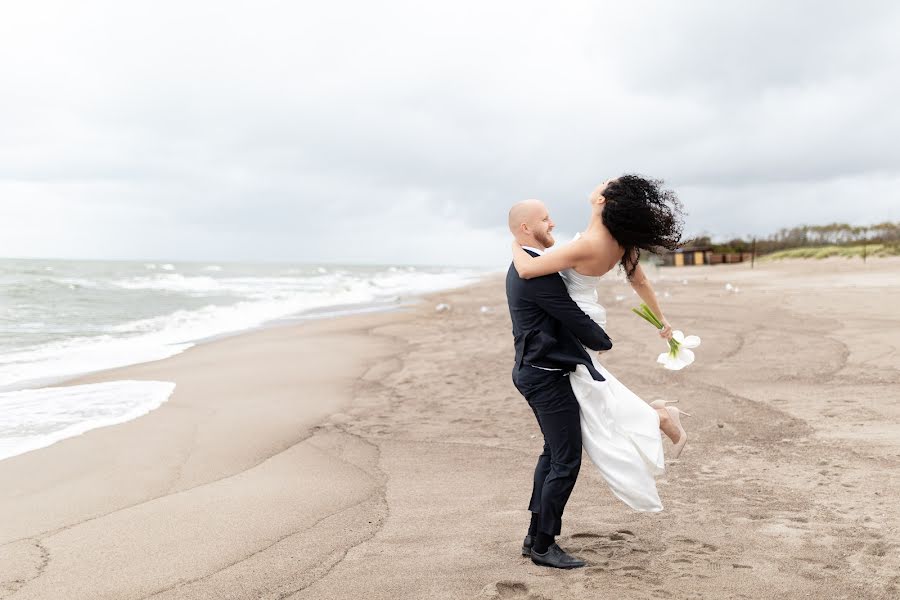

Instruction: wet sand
[1,257,899,599]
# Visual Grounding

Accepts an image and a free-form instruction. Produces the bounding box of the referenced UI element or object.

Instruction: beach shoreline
[0,295,422,396]
[2,258,899,599]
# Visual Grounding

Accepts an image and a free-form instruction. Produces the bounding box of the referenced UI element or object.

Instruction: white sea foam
[0,266,485,390]
[113,274,231,294]
[0,335,193,389]
[55,277,102,289]
[0,381,176,461]
[0,260,489,458]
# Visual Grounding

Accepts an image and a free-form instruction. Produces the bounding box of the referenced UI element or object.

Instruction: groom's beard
[534,230,555,249]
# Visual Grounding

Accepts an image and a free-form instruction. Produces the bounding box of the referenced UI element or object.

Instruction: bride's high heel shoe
[650,400,692,459]
[650,399,678,408]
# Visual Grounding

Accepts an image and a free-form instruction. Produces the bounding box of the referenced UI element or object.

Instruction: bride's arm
[628,263,673,340]
[511,239,589,279]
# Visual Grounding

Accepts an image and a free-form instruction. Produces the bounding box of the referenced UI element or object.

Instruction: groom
[506,199,612,569]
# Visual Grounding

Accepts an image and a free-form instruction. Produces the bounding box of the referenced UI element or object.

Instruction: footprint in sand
[480,581,550,600]
[659,536,725,579]
[673,536,719,554]
[570,530,658,577]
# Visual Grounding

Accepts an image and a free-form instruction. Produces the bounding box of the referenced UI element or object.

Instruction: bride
[511,174,689,512]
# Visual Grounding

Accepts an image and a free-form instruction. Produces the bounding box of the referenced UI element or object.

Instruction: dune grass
[763,244,900,260]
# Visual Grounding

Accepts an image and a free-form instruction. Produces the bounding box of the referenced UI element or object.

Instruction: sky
[2,0,899,267]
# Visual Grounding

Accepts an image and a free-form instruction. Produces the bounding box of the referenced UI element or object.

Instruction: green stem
[631,307,660,328]
[639,303,664,329]
[640,305,659,327]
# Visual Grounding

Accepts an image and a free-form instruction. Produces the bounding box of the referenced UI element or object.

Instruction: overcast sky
[2,1,899,267]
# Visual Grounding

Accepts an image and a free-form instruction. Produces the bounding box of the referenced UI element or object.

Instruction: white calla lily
[672,330,701,349]
[632,303,701,371]
[657,330,701,370]
[657,345,696,370]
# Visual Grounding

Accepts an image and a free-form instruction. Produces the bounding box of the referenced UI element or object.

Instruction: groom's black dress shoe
[530,543,586,569]
[521,535,533,556]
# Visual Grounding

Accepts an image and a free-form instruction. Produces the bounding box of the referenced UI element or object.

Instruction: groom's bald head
[508,199,555,249]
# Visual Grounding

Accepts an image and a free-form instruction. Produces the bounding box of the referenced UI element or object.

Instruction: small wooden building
[661,246,754,267]
[708,251,755,265]
[660,245,713,267]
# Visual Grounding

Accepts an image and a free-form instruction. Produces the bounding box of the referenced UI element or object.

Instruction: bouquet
[631,303,701,370]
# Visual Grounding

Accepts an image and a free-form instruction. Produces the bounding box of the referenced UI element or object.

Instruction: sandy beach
[1,257,899,600]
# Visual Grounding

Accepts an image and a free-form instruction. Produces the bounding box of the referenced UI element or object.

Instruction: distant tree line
[684,221,900,254]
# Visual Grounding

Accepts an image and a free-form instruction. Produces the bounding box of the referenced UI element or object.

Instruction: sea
[0,258,491,461]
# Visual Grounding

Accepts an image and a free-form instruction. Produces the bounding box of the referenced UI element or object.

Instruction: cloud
[1,0,899,265]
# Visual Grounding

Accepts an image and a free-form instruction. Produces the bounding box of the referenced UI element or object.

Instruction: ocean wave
[0,264,488,391]
[0,380,176,461]
[112,274,229,294]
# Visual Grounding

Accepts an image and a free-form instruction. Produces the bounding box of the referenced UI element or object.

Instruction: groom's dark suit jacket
[506,249,612,381]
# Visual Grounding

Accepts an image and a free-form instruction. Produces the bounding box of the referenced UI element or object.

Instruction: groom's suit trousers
[513,364,582,537]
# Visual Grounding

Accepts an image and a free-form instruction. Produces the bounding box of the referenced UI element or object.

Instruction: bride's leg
[655,407,682,444]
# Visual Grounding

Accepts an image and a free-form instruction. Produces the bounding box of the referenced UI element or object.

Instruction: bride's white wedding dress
[559,265,666,512]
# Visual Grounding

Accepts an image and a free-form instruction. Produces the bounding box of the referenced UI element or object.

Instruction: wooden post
[751,238,756,269]
[862,228,868,263]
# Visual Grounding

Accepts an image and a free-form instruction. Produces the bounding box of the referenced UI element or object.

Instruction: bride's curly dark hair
[601,174,685,280]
